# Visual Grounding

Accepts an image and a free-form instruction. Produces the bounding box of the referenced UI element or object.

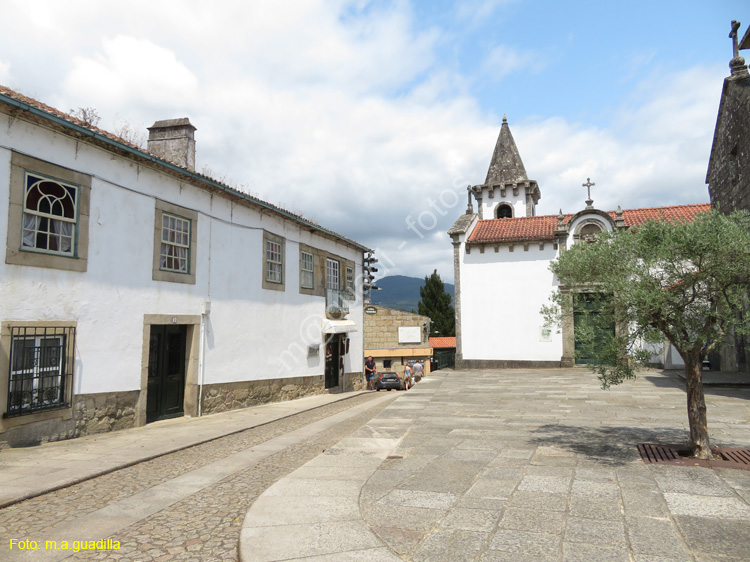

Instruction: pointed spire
[485,116,528,185]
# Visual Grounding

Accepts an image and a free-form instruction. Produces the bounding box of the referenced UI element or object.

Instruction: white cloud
[0,59,11,83]
[456,0,518,25]
[481,45,539,81]
[64,36,199,108]
[0,2,728,283]
[514,64,724,217]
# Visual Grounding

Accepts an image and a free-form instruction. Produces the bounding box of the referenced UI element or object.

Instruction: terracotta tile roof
[429,336,456,348]
[467,204,711,244]
[0,85,369,251]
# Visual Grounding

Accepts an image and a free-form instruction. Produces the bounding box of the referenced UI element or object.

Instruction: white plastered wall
[0,113,364,397]
[460,243,563,361]
[479,185,531,219]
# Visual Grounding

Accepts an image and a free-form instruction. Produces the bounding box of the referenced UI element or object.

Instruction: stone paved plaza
[242,369,750,561]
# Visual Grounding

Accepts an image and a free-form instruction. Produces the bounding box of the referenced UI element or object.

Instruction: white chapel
[448,117,708,369]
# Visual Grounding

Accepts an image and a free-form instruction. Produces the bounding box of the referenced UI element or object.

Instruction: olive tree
[542,209,750,459]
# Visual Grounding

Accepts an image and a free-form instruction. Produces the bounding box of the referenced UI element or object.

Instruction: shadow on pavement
[644,375,750,400]
[528,424,688,466]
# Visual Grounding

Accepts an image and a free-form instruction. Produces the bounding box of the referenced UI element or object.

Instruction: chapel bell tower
[469,116,541,219]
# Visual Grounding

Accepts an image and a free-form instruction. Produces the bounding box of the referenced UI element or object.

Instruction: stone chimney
[147,118,197,171]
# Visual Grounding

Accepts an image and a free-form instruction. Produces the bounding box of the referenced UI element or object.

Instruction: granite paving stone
[625,515,693,559]
[438,507,501,532]
[673,515,750,559]
[412,529,488,562]
[488,529,561,557]
[564,516,627,547]
[498,507,566,534]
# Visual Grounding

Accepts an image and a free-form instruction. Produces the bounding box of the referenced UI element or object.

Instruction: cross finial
[731,20,741,59]
[582,178,595,209]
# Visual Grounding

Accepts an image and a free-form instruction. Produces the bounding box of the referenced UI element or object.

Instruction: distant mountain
[370,275,455,313]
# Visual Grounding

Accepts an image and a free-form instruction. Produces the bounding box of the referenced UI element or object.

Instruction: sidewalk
[0,390,369,508]
[240,368,750,562]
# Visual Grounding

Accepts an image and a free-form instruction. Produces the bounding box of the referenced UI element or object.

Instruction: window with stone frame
[266,238,283,284]
[345,265,355,299]
[22,172,78,256]
[301,250,314,289]
[326,258,340,290]
[160,213,192,273]
[6,153,91,273]
[4,325,76,417]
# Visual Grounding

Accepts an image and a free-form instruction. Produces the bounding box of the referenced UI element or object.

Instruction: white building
[449,117,708,369]
[0,85,368,447]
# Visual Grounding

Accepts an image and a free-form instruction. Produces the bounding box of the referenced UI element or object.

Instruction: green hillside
[370,275,455,313]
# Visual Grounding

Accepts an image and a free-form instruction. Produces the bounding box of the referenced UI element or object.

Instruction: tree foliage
[70,107,101,127]
[542,209,750,458]
[418,269,455,337]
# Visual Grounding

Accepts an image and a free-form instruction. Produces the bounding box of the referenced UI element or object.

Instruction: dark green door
[147,324,187,422]
[574,293,614,365]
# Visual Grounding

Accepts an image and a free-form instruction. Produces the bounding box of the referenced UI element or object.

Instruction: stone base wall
[0,415,75,449]
[342,371,364,392]
[456,358,563,370]
[74,391,139,437]
[200,375,325,415]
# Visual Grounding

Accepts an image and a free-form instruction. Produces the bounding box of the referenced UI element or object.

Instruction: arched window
[495,204,513,219]
[22,174,78,255]
[579,222,602,242]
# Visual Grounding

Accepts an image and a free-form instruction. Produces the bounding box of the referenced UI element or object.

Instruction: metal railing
[326,288,350,318]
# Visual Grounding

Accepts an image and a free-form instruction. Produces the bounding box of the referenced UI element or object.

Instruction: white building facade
[0,86,368,447]
[449,118,708,369]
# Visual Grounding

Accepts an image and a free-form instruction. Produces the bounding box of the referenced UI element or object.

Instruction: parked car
[375,371,404,391]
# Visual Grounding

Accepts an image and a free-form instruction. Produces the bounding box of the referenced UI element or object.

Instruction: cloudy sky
[0,0,744,282]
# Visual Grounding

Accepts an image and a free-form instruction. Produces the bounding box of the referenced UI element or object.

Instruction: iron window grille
[5,326,75,417]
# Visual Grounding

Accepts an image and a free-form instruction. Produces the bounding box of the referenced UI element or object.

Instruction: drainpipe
[198,301,211,416]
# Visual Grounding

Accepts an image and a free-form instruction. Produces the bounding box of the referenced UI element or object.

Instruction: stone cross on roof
[729,20,749,77]
[583,178,595,209]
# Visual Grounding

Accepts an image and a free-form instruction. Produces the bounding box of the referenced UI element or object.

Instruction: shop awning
[322,319,358,334]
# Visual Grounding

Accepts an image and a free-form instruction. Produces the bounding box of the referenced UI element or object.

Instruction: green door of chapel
[573,293,615,365]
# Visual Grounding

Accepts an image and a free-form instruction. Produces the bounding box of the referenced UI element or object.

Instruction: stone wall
[707,72,750,372]
[364,306,431,350]
[200,375,325,415]
[74,391,139,437]
[708,75,750,215]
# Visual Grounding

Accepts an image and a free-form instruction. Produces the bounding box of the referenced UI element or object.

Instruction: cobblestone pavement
[239,369,750,562]
[0,392,395,562]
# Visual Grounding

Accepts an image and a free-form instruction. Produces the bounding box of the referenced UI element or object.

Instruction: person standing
[403,363,413,390]
[364,356,376,390]
[412,360,424,380]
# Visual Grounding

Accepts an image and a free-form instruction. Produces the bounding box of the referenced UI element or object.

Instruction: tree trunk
[684,358,711,459]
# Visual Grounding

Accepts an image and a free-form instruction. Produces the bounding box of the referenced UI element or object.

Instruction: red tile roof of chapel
[429,336,456,349]
[467,203,711,244]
